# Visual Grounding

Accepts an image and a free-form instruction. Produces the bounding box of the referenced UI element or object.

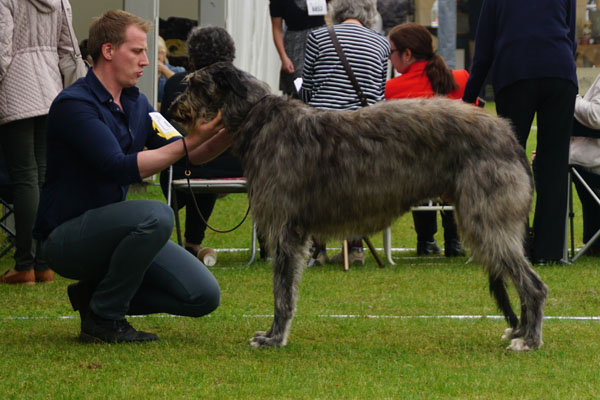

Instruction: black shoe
[67,280,97,328]
[444,239,466,257]
[417,240,441,256]
[533,258,571,266]
[80,311,158,343]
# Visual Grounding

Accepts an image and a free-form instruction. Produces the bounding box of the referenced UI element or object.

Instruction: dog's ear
[210,63,248,99]
[186,70,211,94]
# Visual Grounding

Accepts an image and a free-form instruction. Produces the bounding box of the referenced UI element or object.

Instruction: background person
[376,0,411,36]
[157,35,185,108]
[569,71,600,256]
[462,0,577,264]
[160,26,243,263]
[0,0,79,284]
[385,22,467,257]
[300,0,390,265]
[269,0,327,97]
[34,10,230,343]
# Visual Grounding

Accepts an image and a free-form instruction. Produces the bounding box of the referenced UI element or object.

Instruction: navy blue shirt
[463,0,577,103]
[33,70,178,239]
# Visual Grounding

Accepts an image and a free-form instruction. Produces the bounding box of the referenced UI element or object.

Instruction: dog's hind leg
[503,262,547,351]
[466,226,547,350]
[454,164,546,350]
[250,228,306,348]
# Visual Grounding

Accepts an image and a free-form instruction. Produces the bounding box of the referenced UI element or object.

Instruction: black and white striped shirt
[300,23,390,110]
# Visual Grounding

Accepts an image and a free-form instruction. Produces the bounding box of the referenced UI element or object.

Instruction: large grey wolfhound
[170,62,548,351]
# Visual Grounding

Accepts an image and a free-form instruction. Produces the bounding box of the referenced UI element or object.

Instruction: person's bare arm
[188,130,232,165]
[271,17,294,74]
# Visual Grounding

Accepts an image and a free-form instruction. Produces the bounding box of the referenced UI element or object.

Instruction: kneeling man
[34,10,231,343]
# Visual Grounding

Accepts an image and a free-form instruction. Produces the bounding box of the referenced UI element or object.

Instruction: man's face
[111,24,149,88]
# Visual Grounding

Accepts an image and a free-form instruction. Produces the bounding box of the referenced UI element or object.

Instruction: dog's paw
[506,337,539,352]
[501,328,513,340]
[249,331,285,348]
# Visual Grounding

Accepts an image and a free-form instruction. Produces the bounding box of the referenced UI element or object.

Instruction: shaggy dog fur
[170,62,548,351]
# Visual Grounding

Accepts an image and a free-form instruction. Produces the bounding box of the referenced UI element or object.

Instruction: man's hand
[186,111,225,147]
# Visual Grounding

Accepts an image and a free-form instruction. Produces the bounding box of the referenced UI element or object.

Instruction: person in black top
[463,0,578,264]
[269,0,327,97]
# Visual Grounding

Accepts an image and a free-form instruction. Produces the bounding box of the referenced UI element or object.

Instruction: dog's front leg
[250,233,305,348]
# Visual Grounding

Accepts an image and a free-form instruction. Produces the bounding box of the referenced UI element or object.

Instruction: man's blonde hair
[88,10,152,63]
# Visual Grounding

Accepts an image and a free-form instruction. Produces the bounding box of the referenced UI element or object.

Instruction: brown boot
[35,269,54,283]
[0,269,35,285]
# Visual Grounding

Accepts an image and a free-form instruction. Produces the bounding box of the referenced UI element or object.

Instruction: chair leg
[383,227,395,265]
[343,240,349,271]
[568,168,575,260]
[172,189,183,246]
[570,166,600,262]
[363,236,385,267]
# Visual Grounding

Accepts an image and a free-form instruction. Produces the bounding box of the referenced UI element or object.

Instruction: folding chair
[318,200,455,269]
[566,119,600,262]
[0,150,15,259]
[382,201,455,266]
[567,164,600,262]
[335,236,385,271]
[0,198,15,259]
[166,165,258,265]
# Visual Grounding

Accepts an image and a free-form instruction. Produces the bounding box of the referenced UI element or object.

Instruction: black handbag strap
[327,25,369,108]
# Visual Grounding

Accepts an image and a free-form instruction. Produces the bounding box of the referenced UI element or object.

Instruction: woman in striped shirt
[300,0,390,265]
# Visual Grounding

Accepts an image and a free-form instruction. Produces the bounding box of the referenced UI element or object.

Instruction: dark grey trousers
[0,116,47,270]
[41,200,220,320]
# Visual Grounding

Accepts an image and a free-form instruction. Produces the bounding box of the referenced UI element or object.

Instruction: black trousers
[412,209,460,243]
[160,149,243,246]
[495,78,577,261]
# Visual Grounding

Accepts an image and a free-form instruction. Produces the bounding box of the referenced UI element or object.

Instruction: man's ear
[101,43,113,61]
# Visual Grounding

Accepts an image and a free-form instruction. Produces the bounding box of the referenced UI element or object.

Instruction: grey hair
[329,0,378,28]
[186,25,236,70]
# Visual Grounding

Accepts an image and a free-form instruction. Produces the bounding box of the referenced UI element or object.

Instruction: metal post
[437,0,456,69]
[124,0,159,108]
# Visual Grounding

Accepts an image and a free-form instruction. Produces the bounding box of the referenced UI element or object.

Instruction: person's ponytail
[425,54,458,96]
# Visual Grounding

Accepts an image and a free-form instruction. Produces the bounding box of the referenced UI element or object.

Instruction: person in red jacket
[385,22,467,257]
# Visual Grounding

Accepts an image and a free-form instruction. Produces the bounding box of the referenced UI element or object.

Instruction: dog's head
[169,62,270,131]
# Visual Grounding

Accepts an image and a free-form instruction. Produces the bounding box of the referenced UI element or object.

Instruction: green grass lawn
[1,106,598,399]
